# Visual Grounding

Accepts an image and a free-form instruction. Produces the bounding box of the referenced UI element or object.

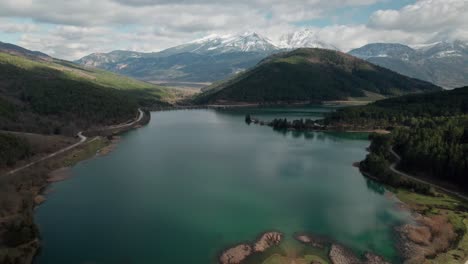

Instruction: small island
[219,232,282,264]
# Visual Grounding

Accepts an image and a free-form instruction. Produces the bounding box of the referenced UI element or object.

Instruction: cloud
[0,0,466,60]
[369,0,468,41]
[0,19,38,34]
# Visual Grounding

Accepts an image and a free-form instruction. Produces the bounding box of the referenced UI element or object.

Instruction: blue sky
[0,0,466,59]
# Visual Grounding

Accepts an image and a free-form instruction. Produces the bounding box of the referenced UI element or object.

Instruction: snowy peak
[221,32,278,53]
[349,43,416,61]
[278,29,339,51]
[412,40,468,59]
[168,30,341,55]
[167,32,278,55]
[349,40,468,61]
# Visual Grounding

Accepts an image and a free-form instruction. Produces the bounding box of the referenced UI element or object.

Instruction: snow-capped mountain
[349,40,468,89]
[161,32,279,55]
[348,43,416,61]
[411,40,468,59]
[278,29,339,50]
[77,50,145,68]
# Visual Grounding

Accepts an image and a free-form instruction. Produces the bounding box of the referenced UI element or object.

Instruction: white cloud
[369,0,468,41]
[0,22,38,34]
[0,0,466,60]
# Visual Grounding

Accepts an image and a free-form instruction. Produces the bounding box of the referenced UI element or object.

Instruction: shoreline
[0,109,151,264]
[248,113,468,263]
[248,115,391,135]
[358,155,468,263]
[4,107,466,263]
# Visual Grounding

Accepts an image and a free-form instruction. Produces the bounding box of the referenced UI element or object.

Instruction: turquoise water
[35,109,408,264]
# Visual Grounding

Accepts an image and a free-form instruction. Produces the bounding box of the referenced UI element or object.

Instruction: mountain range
[349,41,468,89]
[195,48,440,104]
[76,30,339,84]
[76,32,468,88]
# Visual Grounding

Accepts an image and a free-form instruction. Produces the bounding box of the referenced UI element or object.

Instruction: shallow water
[35,108,408,264]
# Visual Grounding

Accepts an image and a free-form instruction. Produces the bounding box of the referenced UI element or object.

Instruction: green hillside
[195,48,441,104]
[0,49,173,135]
[325,86,468,126]
[324,86,468,192]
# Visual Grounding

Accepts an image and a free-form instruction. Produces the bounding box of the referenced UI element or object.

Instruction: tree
[245,114,252,125]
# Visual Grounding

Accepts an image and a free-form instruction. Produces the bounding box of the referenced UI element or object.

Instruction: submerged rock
[364,252,391,264]
[329,244,361,264]
[294,232,330,249]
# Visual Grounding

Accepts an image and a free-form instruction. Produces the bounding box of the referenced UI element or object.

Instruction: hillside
[349,41,468,89]
[195,48,441,104]
[0,43,173,135]
[325,86,468,126]
[323,86,468,192]
[79,51,271,83]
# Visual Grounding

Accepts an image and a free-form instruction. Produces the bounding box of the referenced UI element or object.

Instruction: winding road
[389,147,468,202]
[3,109,144,177]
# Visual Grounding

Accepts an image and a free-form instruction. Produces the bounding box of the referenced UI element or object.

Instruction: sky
[0,0,467,60]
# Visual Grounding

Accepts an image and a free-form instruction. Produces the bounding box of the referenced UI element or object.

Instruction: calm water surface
[35,108,408,264]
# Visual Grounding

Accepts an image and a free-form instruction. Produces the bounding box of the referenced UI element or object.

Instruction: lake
[35,108,409,264]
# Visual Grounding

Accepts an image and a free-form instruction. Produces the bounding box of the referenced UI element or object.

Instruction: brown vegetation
[398,214,457,264]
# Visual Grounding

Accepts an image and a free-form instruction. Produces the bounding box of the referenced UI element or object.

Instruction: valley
[74,33,468,89]
[0,31,467,264]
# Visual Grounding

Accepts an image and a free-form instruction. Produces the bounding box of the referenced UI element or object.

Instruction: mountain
[195,48,440,104]
[76,31,343,83]
[76,32,279,83]
[278,29,339,50]
[76,50,145,68]
[349,40,468,89]
[0,42,172,135]
[160,32,278,56]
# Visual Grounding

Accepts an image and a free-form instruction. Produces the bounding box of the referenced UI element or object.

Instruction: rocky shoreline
[294,233,391,264]
[219,231,395,264]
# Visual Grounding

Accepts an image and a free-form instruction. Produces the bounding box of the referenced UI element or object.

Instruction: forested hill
[325,87,468,193]
[195,48,441,104]
[0,45,173,135]
[325,86,468,127]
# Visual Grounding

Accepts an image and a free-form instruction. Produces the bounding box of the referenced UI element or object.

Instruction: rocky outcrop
[219,244,253,264]
[364,253,391,264]
[219,231,283,264]
[253,232,282,252]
